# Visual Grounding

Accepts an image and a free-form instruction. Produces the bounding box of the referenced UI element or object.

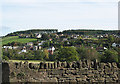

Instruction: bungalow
[112,43,120,47]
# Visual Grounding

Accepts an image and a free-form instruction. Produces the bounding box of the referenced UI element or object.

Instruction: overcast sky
[0,0,119,36]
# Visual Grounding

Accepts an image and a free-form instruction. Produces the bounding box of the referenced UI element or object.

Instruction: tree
[108,35,115,43]
[57,47,79,62]
[101,50,118,63]
[76,47,100,61]
[42,41,50,48]
[43,49,49,60]
[3,56,9,60]
[34,50,44,60]
[24,50,34,60]
[41,34,49,40]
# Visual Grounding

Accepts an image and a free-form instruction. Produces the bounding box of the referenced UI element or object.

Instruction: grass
[8,60,54,63]
[2,36,37,45]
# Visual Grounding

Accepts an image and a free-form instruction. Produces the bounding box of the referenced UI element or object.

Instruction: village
[2,29,120,62]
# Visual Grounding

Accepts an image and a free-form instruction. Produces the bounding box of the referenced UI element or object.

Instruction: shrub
[57,47,79,62]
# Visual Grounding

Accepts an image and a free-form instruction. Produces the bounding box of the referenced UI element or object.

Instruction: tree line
[2,46,120,63]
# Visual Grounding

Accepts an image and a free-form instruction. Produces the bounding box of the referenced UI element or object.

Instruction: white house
[21,49,27,53]
[48,46,55,51]
[36,34,42,38]
[3,46,12,49]
[112,43,117,47]
[112,43,120,47]
[38,41,46,46]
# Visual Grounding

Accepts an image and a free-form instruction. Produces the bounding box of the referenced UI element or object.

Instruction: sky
[0,0,119,36]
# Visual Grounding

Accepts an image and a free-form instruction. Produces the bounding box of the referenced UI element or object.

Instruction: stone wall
[2,60,120,83]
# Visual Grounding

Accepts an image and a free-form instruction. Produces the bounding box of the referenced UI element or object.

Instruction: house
[33,46,42,50]
[48,46,55,55]
[21,49,27,53]
[27,42,33,46]
[12,46,19,49]
[36,34,42,38]
[18,46,27,54]
[63,38,68,41]
[112,43,120,47]
[49,39,52,41]
[67,42,70,45]
[3,46,12,49]
[33,46,38,51]
[96,47,107,52]
[38,41,46,46]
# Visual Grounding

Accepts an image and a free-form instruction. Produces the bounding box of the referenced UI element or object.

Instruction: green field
[2,36,37,45]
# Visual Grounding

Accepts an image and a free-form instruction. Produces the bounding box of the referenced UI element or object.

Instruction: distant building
[33,46,38,51]
[18,46,27,54]
[27,42,33,46]
[48,46,55,55]
[96,47,107,52]
[112,43,120,47]
[21,49,27,53]
[36,34,42,38]
[63,38,68,41]
[38,41,46,46]
[3,46,12,49]
[12,46,19,49]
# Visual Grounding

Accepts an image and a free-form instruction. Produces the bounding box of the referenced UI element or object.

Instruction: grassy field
[2,36,37,45]
[8,60,54,63]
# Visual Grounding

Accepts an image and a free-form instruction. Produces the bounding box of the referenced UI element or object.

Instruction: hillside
[2,36,37,45]
[61,29,120,35]
[6,29,58,37]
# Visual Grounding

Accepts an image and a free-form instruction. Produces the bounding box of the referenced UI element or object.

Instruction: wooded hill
[5,29,58,37]
[60,29,120,35]
[4,29,120,37]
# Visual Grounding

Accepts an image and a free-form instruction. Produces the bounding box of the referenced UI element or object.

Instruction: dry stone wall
[2,60,120,83]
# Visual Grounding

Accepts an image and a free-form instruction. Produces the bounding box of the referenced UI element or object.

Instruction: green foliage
[34,50,44,60]
[57,47,79,62]
[41,34,49,40]
[107,35,115,43]
[42,41,50,48]
[3,56,9,60]
[101,50,119,63]
[76,47,101,61]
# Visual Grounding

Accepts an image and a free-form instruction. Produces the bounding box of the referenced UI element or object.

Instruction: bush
[76,47,101,61]
[101,50,118,63]
[57,47,79,62]
[3,56,9,60]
